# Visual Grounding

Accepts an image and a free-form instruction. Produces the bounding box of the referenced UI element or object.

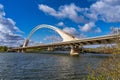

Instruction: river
[0,52,111,80]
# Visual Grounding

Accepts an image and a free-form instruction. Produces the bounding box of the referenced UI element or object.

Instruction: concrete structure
[9,24,120,56]
[23,24,78,47]
[22,24,79,56]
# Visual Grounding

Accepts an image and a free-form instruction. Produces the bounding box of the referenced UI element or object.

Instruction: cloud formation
[57,22,64,26]
[37,0,120,42]
[0,4,24,47]
[38,3,86,23]
[79,22,101,33]
[79,22,95,32]
[39,0,120,23]
[63,27,85,38]
[43,35,62,43]
[110,26,120,34]
[88,0,120,22]
[38,0,120,35]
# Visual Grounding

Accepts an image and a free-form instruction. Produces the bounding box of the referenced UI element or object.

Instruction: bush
[0,46,8,52]
[87,34,120,80]
[87,55,120,80]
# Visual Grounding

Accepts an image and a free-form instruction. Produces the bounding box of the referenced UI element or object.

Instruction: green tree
[0,46,8,52]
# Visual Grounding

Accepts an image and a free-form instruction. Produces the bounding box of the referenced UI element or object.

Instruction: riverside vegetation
[87,34,120,80]
[0,46,8,52]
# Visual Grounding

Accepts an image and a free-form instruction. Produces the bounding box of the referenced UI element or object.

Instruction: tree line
[0,46,8,52]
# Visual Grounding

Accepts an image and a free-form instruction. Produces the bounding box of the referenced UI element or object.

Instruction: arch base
[70,47,80,56]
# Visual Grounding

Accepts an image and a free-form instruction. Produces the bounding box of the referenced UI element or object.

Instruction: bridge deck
[10,34,119,51]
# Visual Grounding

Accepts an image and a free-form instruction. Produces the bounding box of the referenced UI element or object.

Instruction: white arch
[23,24,78,47]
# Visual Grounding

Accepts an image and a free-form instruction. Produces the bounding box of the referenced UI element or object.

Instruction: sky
[0,0,120,47]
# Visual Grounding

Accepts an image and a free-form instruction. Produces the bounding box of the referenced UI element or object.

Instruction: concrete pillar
[47,47,54,51]
[70,47,80,56]
[21,49,26,53]
[17,50,21,53]
[17,49,26,53]
[23,39,29,47]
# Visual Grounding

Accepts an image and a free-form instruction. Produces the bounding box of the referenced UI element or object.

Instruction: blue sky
[0,0,120,47]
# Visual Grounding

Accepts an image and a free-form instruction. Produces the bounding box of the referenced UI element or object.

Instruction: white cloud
[0,4,5,18]
[102,0,120,6]
[38,1,120,35]
[39,4,56,16]
[38,0,120,37]
[0,4,24,47]
[110,26,120,34]
[63,27,85,38]
[88,0,120,22]
[63,27,77,35]
[27,40,41,46]
[57,22,64,26]
[57,22,86,38]
[43,35,62,43]
[79,22,101,33]
[39,0,120,23]
[95,27,101,33]
[38,3,86,23]
[79,22,95,32]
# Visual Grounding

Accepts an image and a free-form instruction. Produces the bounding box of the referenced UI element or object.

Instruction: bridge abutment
[70,47,80,56]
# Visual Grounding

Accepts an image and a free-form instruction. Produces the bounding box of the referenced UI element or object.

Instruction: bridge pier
[70,46,80,56]
[17,49,26,53]
[23,39,29,47]
[17,50,21,53]
[21,49,26,53]
[47,47,54,51]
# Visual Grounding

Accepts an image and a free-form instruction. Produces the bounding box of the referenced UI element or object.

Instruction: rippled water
[0,52,111,80]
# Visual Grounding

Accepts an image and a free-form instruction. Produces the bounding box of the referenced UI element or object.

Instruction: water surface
[0,52,111,80]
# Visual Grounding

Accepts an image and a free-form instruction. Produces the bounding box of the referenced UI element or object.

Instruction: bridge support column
[21,49,26,53]
[17,49,26,53]
[47,47,54,51]
[70,46,80,56]
[23,39,29,47]
[17,50,21,53]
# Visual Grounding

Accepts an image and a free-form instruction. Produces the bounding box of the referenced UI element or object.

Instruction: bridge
[8,24,120,56]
